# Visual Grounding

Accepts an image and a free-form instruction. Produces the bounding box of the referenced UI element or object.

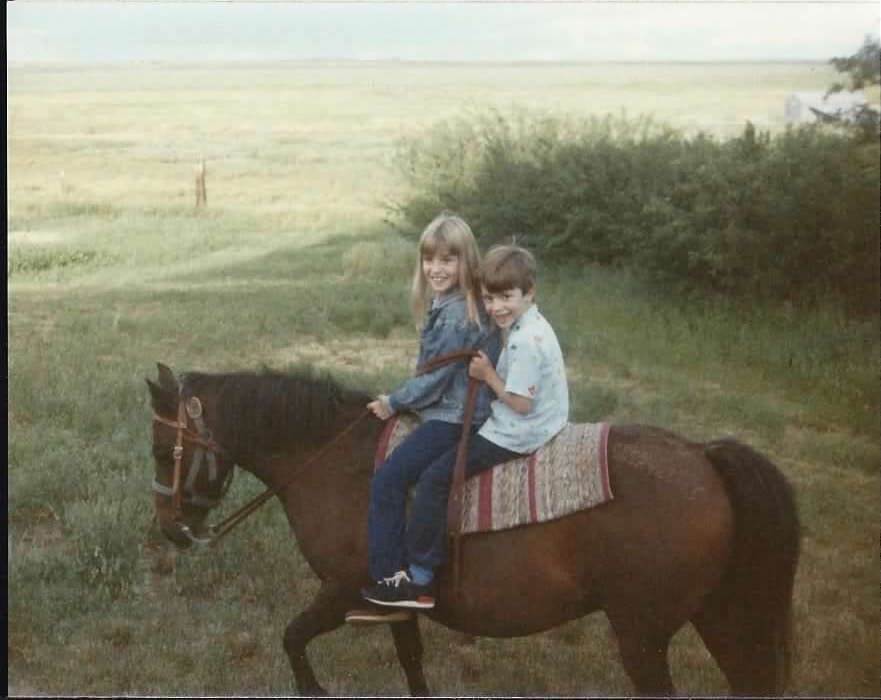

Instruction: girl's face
[422,246,460,296]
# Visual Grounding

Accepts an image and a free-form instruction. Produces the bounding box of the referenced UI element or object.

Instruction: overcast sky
[7,1,880,63]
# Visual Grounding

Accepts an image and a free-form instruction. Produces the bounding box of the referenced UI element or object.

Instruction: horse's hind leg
[607,609,676,695]
[691,605,749,694]
[390,616,430,696]
[691,601,784,695]
[282,584,349,695]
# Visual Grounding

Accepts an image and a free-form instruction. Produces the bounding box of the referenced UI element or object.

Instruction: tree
[825,35,881,140]
[829,35,881,93]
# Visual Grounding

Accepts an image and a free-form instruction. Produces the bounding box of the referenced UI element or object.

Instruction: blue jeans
[368,420,463,581]
[406,433,520,572]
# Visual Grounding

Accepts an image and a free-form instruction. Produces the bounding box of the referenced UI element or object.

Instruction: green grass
[8,61,880,697]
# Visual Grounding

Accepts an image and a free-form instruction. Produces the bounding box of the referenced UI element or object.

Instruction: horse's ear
[146,378,176,416]
[156,362,180,394]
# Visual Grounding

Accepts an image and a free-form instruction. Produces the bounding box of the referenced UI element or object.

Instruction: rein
[198,410,372,543]
[416,350,481,594]
[154,401,371,546]
[153,349,481,557]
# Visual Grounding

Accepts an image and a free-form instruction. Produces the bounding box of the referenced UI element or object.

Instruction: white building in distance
[784,91,868,124]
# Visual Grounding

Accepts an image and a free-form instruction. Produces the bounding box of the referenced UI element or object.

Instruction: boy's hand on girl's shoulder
[367,395,394,420]
[468,351,496,382]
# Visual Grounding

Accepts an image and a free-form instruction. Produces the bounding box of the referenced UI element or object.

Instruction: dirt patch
[9,505,64,540]
[8,230,67,246]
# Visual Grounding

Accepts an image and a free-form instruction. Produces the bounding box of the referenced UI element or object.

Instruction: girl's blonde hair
[410,212,482,326]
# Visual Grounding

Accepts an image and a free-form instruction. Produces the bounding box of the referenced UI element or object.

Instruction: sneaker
[361,570,435,609]
[345,606,414,625]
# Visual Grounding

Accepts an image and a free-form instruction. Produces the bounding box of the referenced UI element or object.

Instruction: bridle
[416,349,481,594]
[151,349,481,552]
[151,389,372,546]
[151,394,235,543]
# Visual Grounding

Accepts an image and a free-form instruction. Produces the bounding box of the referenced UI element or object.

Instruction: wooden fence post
[195,160,207,207]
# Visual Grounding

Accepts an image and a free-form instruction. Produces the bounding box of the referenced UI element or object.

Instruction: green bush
[392,112,880,315]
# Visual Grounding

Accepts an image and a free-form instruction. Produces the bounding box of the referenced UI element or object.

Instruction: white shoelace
[380,570,411,588]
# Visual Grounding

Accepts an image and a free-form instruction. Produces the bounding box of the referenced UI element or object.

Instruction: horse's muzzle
[161,519,216,548]
[161,519,196,549]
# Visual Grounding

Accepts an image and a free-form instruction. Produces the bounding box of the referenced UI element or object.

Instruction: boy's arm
[469,351,532,415]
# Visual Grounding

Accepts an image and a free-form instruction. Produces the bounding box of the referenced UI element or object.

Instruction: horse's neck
[245,425,359,495]
[244,405,375,578]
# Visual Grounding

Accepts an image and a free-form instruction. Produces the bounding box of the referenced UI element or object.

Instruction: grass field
[7,61,880,696]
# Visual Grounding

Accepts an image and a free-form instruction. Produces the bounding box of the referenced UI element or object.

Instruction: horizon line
[7,57,835,66]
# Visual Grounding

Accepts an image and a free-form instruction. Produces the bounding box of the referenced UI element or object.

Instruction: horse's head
[146,363,235,548]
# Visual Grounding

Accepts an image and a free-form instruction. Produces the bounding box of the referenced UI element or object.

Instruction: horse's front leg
[390,615,430,696]
[282,583,350,695]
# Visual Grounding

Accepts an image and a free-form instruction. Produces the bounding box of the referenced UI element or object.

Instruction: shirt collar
[431,289,465,311]
[511,303,538,331]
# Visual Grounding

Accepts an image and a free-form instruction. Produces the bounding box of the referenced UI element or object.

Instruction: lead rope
[176,349,481,549]
[414,349,481,596]
[448,377,479,595]
[203,409,372,544]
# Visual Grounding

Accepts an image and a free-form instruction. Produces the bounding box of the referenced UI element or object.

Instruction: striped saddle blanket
[374,415,614,535]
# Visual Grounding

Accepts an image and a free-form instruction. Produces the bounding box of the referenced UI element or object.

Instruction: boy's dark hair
[481,245,536,293]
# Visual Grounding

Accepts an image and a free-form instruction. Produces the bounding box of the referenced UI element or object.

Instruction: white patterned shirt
[478,304,569,454]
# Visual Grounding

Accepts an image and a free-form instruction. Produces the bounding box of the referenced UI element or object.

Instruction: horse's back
[439,424,733,636]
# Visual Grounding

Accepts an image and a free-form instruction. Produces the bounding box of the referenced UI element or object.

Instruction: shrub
[392,112,880,315]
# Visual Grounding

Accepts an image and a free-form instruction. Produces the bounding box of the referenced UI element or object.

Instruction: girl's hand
[468,351,496,382]
[367,395,393,420]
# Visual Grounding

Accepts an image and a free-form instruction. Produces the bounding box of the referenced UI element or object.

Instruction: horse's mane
[181,366,372,463]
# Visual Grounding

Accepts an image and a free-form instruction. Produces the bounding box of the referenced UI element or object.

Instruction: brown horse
[146,362,799,696]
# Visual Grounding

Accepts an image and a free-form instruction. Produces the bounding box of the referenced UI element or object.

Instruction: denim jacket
[388,291,500,425]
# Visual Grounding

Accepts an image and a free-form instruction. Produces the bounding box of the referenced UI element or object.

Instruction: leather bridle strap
[152,474,229,510]
[203,409,372,543]
[171,400,186,517]
[201,348,483,546]
[415,349,480,375]
[152,400,231,521]
[152,413,228,455]
[153,348,482,549]
[194,349,482,546]
[415,348,481,594]
[153,396,372,544]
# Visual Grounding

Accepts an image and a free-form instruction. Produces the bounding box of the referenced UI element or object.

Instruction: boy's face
[481,285,534,330]
[422,245,460,296]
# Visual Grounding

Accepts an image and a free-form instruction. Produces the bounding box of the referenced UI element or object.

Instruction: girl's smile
[422,248,460,295]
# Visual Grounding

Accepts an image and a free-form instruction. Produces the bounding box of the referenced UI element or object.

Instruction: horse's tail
[698,439,800,695]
